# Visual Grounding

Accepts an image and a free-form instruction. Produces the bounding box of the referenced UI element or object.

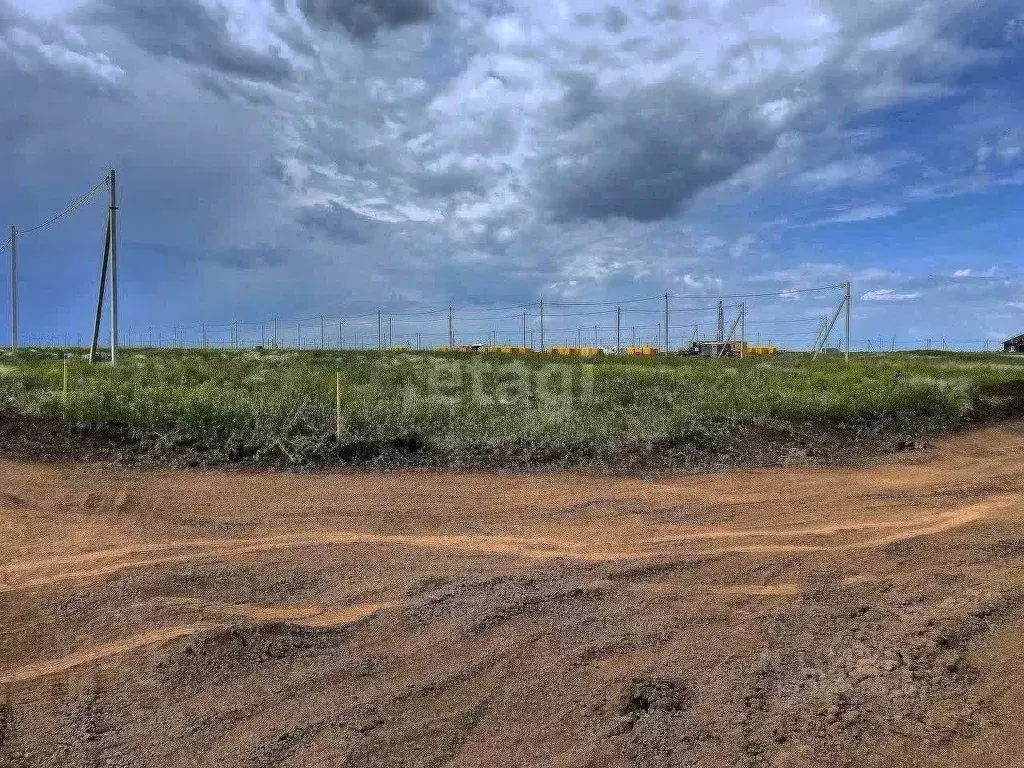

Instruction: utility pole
[388,316,393,348]
[577,327,582,347]
[448,307,454,349]
[539,300,544,351]
[740,302,745,358]
[201,322,206,350]
[523,312,527,348]
[8,225,15,355]
[845,281,851,364]
[321,315,325,349]
[339,321,344,350]
[594,324,599,346]
[378,311,383,351]
[616,306,621,354]
[88,205,112,364]
[717,300,724,343]
[109,169,118,365]
[273,318,279,349]
[664,292,669,353]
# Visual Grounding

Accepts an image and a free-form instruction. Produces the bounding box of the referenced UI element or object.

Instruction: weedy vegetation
[1,348,1022,470]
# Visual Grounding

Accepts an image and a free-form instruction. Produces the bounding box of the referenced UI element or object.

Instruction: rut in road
[0,600,394,684]
[0,501,1000,594]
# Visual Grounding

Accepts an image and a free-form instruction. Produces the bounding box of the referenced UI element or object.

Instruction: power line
[671,284,845,300]
[18,175,109,236]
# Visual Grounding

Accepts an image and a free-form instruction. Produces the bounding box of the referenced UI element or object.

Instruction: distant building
[1004,334,1024,353]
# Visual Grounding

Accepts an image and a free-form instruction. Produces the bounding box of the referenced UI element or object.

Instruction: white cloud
[803,203,902,226]
[861,289,920,301]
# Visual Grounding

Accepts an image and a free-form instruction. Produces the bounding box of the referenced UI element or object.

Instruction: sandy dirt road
[3,424,1024,766]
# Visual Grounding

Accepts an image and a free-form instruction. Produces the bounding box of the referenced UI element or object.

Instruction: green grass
[1,347,1022,467]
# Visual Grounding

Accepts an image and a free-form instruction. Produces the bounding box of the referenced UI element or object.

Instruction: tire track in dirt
[0,600,394,686]
[0,501,1001,594]
[0,626,216,685]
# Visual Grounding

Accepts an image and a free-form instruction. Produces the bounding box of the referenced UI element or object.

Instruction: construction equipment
[549,346,603,357]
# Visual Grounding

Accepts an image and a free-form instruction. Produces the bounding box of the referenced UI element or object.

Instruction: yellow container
[625,346,660,356]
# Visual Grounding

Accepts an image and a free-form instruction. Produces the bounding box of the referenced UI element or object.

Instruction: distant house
[1004,334,1024,353]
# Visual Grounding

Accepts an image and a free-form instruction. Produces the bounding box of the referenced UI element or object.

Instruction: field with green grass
[1,347,1022,469]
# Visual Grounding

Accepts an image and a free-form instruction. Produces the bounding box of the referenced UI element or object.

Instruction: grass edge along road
[1,347,1023,470]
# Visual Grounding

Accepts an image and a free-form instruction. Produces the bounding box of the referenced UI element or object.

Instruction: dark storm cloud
[540,81,784,222]
[553,70,603,129]
[209,245,287,269]
[603,6,627,34]
[87,0,294,83]
[298,200,378,243]
[297,0,433,40]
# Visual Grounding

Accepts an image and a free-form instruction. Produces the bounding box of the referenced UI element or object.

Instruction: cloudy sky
[2,0,1023,349]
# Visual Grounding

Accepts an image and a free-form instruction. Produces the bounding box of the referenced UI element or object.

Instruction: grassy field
[1,347,1022,469]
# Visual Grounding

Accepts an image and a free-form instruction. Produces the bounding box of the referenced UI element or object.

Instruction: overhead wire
[18,175,109,236]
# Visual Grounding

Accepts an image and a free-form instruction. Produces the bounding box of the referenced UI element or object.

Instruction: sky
[1,0,1023,349]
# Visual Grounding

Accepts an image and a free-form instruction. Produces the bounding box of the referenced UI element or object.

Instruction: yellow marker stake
[62,355,69,421]
[335,372,342,441]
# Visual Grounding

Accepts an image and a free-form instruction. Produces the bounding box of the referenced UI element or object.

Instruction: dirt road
[3,423,1024,766]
